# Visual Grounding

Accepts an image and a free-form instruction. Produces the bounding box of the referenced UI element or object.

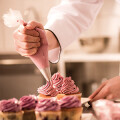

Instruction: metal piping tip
[40,67,51,82]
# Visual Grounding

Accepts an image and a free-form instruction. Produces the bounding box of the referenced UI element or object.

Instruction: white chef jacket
[44,0,104,63]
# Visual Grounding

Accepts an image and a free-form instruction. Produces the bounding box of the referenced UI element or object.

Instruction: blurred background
[0,0,120,100]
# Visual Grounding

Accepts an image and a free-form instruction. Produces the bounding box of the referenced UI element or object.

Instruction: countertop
[82,107,96,120]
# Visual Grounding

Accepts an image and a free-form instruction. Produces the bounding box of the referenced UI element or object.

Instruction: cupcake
[35,98,61,120]
[38,81,58,100]
[0,98,23,120]
[19,95,37,120]
[52,72,64,93]
[57,77,81,100]
[59,96,83,120]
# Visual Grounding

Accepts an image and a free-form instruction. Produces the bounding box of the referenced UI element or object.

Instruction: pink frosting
[0,98,21,112]
[37,81,58,97]
[35,98,60,112]
[59,96,81,109]
[61,77,79,94]
[52,73,63,92]
[19,95,38,110]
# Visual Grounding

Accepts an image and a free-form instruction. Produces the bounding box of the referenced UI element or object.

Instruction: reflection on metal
[0,59,32,65]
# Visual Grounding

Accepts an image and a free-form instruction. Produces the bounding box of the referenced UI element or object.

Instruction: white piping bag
[3,9,51,82]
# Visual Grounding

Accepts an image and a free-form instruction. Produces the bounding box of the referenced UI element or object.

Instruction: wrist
[45,30,59,50]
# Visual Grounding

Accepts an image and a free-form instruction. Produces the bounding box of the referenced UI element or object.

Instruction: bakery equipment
[79,37,109,53]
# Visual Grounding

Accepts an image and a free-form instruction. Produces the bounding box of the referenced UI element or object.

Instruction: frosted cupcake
[57,77,81,100]
[19,95,37,120]
[59,96,83,120]
[35,98,61,120]
[0,98,23,120]
[38,81,58,100]
[52,72,64,93]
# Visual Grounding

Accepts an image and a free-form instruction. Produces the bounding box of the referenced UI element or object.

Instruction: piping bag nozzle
[40,67,51,82]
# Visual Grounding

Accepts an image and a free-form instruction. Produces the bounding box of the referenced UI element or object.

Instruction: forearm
[45,30,60,50]
[45,30,61,63]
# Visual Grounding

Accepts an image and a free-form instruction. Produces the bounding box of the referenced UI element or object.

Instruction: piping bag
[3,9,51,82]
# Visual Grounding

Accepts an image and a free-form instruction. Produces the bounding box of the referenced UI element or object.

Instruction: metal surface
[0,59,32,65]
[81,98,91,105]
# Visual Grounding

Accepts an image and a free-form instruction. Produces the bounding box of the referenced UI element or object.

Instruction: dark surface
[83,106,93,114]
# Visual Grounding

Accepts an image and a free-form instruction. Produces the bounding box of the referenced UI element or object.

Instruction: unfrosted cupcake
[35,98,61,120]
[38,81,58,100]
[57,77,81,100]
[0,98,23,120]
[59,96,82,120]
[19,95,37,120]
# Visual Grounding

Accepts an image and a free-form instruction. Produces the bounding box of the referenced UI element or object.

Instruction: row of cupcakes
[38,73,81,100]
[0,95,82,120]
[0,95,37,120]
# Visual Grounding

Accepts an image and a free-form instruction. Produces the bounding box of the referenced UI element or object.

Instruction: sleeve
[45,0,104,63]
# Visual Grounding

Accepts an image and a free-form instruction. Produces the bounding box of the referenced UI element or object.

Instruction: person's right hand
[13,21,44,56]
[89,76,120,102]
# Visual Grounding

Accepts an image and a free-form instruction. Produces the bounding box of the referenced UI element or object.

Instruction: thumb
[36,28,48,45]
[26,21,44,30]
[89,80,108,99]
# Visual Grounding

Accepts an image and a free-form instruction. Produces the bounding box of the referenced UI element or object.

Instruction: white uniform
[45,0,104,63]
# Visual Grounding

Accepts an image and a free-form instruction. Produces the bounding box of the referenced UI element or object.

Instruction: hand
[89,76,120,102]
[13,21,44,56]
[13,21,59,57]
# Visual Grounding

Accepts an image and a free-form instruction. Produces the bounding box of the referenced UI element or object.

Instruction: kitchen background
[0,0,120,100]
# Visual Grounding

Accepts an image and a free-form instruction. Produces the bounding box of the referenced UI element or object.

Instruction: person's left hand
[89,76,120,102]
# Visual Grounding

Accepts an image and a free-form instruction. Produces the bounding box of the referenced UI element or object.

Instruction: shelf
[61,53,120,62]
[0,59,32,65]
[58,53,120,77]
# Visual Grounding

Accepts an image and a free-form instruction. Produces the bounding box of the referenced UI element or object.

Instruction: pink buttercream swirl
[61,77,79,94]
[35,98,60,112]
[19,95,38,110]
[59,96,81,109]
[52,73,63,92]
[0,98,21,112]
[37,81,58,97]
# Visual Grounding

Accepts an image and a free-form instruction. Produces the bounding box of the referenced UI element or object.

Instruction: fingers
[26,21,44,30]
[13,21,45,57]
[91,86,110,102]
[14,31,40,43]
[36,28,46,39]
[36,28,48,45]
[15,39,40,50]
[16,46,38,56]
[89,80,108,99]
[18,25,39,37]
[106,94,114,100]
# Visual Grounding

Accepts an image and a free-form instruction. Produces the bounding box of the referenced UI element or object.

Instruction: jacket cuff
[45,29,61,63]
[48,47,61,63]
